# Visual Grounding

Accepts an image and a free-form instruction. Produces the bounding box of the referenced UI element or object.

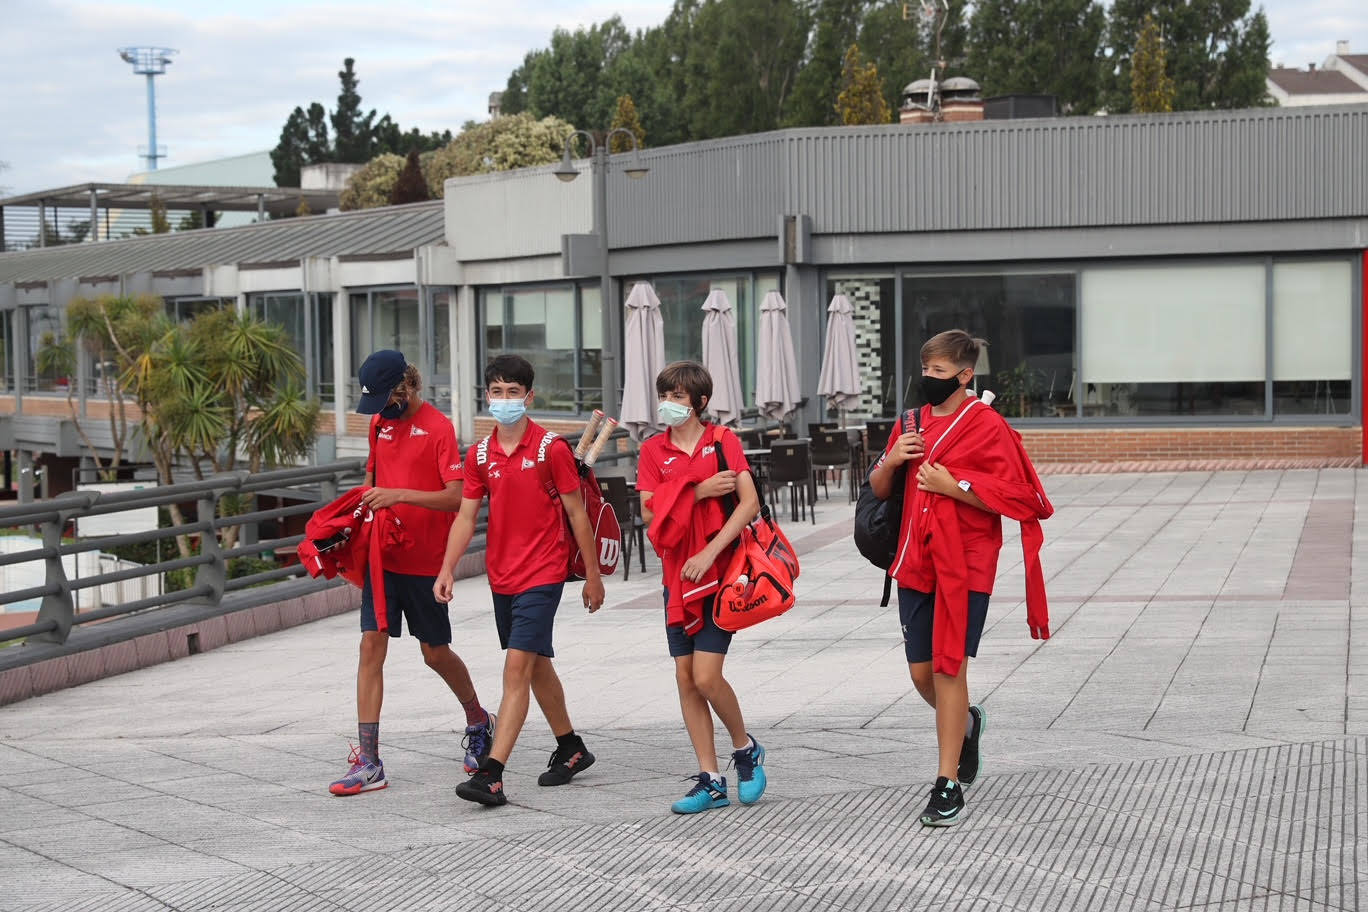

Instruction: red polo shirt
[463,419,579,595]
[367,401,463,576]
[637,424,750,577]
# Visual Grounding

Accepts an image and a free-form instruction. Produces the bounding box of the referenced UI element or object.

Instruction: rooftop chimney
[1308,63,1316,72]
[1337,40,1351,56]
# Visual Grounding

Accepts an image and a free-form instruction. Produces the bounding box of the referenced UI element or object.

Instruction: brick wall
[1020,426,1362,465]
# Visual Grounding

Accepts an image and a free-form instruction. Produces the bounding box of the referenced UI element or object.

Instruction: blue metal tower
[117,47,178,170]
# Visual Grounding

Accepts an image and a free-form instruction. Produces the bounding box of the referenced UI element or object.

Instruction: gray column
[88,189,99,242]
[454,284,478,443]
[37,200,46,248]
[17,450,34,503]
[785,264,824,428]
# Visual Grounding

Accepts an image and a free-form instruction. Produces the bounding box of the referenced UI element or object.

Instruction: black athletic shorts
[897,587,990,665]
[360,570,452,645]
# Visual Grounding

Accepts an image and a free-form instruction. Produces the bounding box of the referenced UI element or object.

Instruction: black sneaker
[919,776,964,827]
[455,768,508,806]
[537,741,596,786]
[958,704,985,788]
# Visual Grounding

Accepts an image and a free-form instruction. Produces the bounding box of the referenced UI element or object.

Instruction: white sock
[703,770,720,782]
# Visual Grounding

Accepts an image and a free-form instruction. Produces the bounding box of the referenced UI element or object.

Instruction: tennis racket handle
[576,410,606,459]
[980,390,997,407]
[584,417,619,466]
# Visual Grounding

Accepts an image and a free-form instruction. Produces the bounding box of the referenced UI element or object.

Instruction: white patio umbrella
[700,289,744,427]
[817,294,860,425]
[755,290,801,424]
[620,282,666,441]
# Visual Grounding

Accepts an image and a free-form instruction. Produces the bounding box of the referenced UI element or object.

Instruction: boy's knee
[359,633,388,665]
[909,664,934,694]
[503,650,538,683]
[420,643,448,669]
[692,666,724,697]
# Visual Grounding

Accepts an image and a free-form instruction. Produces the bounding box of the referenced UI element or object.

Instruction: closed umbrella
[755,290,801,424]
[817,294,860,424]
[620,282,666,441]
[701,289,744,426]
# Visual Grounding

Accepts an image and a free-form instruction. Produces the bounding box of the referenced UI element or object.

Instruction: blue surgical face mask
[657,400,693,427]
[488,396,527,426]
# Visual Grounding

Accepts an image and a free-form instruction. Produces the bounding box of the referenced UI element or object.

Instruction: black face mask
[918,372,964,407]
[379,396,408,420]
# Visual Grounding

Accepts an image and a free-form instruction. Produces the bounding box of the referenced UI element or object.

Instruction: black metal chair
[866,417,898,449]
[810,428,854,502]
[738,427,767,450]
[806,422,836,441]
[597,476,647,580]
[767,440,815,524]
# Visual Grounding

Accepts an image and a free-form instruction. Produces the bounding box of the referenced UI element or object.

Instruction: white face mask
[657,400,693,427]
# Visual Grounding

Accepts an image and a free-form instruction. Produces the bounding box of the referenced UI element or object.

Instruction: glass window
[652,273,761,408]
[0,310,11,394]
[1272,261,1352,416]
[827,275,895,417]
[579,285,603,412]
[900,273,1077,418]
[375,289,419,360]
[1080,264,1264,416]
[26,304,62,392]
[165,297,227,322]
[430,290,452,410]
[313,293,335,404]
[500,287,577,411]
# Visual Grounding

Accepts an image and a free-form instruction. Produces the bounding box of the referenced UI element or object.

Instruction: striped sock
[358,722,379,763]
[461,694,487,727]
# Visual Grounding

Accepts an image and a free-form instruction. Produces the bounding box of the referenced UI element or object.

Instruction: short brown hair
[399,363,423,394]
[655,360,712,416]
[920,330,987,371]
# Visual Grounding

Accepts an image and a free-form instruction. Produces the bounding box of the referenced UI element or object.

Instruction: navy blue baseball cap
[356,350,407,414]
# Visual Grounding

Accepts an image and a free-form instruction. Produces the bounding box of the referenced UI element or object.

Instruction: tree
[609,94,646,152]
[836,43,891,125]
[424,113,575,196]
[1130,13,1175,113]
[524,18,634,132]
[787,0,865,126]
[331,57,377,163]
[1105,0,1271,112]
[389,147,431,205]
[338,153,406,210]
[967,0,1107,114]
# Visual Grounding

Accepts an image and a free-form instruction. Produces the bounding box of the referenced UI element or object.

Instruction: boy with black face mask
[868,330,1053,826]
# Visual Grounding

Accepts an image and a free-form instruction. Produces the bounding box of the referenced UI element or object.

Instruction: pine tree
[609,94,646,152]
[149,194,171,234]
[787,0,865,126]
[388,147,431,205]
[270,106,311,187]
[331,58,377,163]
[1130,13,1174,113]
[835,43,892,125]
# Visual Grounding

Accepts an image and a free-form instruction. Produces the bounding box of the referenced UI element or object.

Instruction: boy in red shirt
[636,361,768,814]
[329,350,494,796]
[434,354,606,807]
[868,331,1052,826]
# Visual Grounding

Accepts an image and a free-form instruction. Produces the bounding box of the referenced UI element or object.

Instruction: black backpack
[853,408,918,607]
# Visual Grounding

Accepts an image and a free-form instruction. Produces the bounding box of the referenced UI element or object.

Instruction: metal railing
[0,423,637,648]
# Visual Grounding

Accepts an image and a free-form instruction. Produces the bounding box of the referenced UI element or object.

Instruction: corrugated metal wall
[606,105,1367,247]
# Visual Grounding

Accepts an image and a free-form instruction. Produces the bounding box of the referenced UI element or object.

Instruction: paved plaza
[1,468,1365,911]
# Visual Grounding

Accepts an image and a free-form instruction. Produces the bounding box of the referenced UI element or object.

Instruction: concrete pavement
[1,469,1364,910]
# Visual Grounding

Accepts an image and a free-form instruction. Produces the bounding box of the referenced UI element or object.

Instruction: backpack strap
[534,430,577,502]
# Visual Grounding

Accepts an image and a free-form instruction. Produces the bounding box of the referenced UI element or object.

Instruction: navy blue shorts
[360,571,452,645]
[898,587,990,665]
[664,589,733,658]
[492,582,564,658]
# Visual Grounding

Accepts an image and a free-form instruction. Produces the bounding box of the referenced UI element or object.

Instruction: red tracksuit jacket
[299,486,410,631]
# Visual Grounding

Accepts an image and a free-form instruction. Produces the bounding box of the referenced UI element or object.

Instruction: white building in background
[1267,41,1368,107]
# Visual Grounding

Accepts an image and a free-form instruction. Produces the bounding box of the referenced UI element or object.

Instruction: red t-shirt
[367,402,463,576]
[880,398,1003,594]
[637,424,751,578]
[463,419,580,595]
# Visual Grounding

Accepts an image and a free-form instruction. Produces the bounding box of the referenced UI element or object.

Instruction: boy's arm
[433,496,483,602]
[916,462,995,514]
[559,489,606,613]
[364,481,462,511]
[681,472,759,582]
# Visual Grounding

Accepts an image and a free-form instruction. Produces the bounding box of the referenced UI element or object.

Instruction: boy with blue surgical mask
[636,360,768,814]
[434,354,605,806]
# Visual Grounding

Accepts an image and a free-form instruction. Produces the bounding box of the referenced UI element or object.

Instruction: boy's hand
[885,432,925,467]
[681,547,719,582]
[582,577,605,613]
[362,487,406,509]
[917,462,959,496]
[695,470,738,500]
[433,571,455,604]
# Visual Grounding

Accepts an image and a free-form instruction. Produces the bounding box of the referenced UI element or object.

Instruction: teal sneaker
[732,737,767,805]
[671,773,730,814]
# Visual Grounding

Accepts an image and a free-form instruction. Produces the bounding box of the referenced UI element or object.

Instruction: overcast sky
[1,0,1363,196]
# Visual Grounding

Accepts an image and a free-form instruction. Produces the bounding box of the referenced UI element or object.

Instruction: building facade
[1,104,1365,494]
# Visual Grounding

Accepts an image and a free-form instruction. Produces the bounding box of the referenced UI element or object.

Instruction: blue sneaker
[462,712,496,774]
[732,736,767,805]
[671,773,730,814]
[329,746,386,796]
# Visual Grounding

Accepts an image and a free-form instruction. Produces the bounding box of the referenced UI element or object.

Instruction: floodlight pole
[117,47,177,171]
[556,128,648,419]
